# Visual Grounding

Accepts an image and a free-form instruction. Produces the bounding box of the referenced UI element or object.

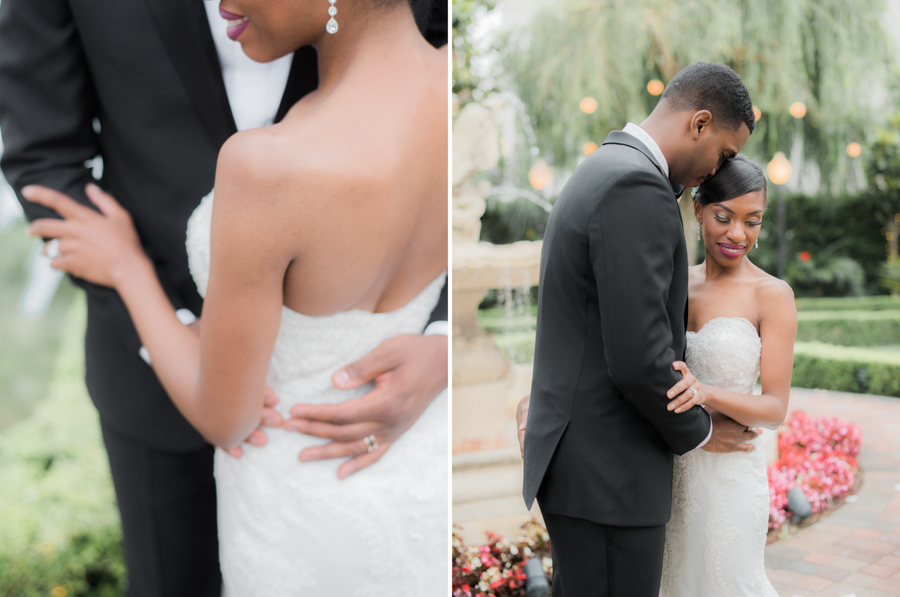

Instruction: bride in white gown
[659,155,797,595]
[23,0,448,593]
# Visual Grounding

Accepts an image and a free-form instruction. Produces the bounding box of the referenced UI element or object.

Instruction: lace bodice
[185,190,448,595]
[685,317,761,395]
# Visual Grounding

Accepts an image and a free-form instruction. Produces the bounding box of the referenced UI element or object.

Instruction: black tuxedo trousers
[0,0,447,593]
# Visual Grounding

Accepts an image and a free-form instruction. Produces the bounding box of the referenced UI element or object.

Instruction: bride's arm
[668,279,797,429]
[24,142,290,449]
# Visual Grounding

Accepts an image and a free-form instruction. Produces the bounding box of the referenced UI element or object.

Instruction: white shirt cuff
[695,409,714,449]
[423,321,448,337]
[139,309,197,365]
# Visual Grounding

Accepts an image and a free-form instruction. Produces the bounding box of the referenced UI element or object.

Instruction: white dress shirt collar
[203,3,293,132]
[622,122,669,179]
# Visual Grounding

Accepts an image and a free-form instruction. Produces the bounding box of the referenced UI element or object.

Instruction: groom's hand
[516,394,530,458]
[222,388,284,458]
[284,334,448,479]
[701,408,758,454]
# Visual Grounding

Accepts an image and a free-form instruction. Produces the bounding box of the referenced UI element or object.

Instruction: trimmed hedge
[796,310,900,346]
[795,295,900,312]
[0,296,126,596]
[793,342,900,397]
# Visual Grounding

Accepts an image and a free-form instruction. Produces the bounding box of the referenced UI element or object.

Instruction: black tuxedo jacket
[522,131,711,527]
[0,0,447,451]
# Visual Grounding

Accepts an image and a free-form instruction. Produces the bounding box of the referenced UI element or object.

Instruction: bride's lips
[718,242,745,259]
[219,7,250,41]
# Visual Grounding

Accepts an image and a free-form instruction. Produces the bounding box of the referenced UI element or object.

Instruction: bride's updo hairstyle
[694,154,767,208]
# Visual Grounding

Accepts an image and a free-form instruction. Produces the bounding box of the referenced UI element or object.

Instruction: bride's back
[210,7,447,317]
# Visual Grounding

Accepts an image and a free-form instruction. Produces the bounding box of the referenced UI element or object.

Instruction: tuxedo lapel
[274,46,319,124]
[143,0,237,147]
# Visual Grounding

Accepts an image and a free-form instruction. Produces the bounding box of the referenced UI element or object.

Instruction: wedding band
[44,239,60,259]
[363,435,377,453]
[689,387,697,398]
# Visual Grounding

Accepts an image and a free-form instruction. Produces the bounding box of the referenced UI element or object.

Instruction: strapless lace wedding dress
[186,192,448,596]
[660,317,777,596]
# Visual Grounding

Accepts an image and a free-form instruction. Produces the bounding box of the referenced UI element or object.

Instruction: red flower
[799,251,811,262]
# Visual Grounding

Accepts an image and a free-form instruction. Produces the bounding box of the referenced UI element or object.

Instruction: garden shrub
[0,296,125,596]
[795,295,900,311]
[795,310,900,346]
[792,342,900,397]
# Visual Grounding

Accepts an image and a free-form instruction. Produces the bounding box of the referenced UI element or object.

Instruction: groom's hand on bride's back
[701,409,759,454]
[283,334,448,479]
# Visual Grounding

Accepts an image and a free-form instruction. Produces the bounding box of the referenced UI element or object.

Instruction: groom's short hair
[661,62,756,134]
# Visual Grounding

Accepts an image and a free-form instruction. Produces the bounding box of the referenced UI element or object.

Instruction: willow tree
[504,0,895,195]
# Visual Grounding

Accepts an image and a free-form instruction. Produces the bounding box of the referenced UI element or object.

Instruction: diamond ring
[44,239,60,259]
[363,435,377,453]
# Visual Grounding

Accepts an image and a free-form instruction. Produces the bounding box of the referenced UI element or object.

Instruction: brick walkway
[766,388,900,596]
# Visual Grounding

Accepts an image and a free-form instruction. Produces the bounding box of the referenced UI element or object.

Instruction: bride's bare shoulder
[213,123,366,215]
[753,272,796,320]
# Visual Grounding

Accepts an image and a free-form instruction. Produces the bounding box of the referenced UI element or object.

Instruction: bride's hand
[222,388,284,458]
[24,183,148,288]
[667,361,706,413]
[284,334,447,479]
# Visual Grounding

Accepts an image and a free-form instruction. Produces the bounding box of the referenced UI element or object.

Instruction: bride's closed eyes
[713,213,762,227]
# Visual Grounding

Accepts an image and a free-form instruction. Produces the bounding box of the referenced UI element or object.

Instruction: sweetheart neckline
[686,316,760,338]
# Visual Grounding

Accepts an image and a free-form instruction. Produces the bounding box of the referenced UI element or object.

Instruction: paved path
[766,388,900,596]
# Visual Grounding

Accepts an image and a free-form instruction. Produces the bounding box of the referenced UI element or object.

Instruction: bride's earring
[697,222,701,241]
[756,238,759,249]
[326,0,338,34]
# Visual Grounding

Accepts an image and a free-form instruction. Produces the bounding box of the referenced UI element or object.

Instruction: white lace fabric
[660,317,777,596]
[186,191,449,596]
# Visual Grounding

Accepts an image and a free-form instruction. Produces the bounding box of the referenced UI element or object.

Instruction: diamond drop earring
[697,222,701,241]
[756,238,759,249]
[326,0,338,34]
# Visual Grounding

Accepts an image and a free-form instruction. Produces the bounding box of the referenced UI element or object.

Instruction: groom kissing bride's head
[521,59,768,597]
[639,61,756,190]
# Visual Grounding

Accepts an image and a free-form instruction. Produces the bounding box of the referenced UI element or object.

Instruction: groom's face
[675,116,750,189]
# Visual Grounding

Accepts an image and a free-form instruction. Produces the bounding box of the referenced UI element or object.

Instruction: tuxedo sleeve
[589,170,710,455]
[423,278,448,333]
[0,0,185,355]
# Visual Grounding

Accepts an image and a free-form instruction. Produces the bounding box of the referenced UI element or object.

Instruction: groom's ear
[690,110,713,140]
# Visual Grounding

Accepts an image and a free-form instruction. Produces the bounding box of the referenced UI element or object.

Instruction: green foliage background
[502,0,894,194]
[0,294,125,596]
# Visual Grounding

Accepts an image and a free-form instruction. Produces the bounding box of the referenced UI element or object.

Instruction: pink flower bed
[452,521,551,597]
[767,410,861,530]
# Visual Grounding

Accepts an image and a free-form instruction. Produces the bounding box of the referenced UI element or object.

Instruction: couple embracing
[519,62,798,595]
[1,0,447,594]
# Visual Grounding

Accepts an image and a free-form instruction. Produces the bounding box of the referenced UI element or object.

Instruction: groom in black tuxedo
[522,63,758,596]
[0,0,447,595]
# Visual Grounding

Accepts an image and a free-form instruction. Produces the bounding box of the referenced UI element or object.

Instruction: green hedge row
[796,310,900,346]
[0,296,126,597]
[793,342,900,397]
[795,295,900,312]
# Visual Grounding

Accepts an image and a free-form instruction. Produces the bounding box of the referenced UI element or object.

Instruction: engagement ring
[363,435,377,453]
[44,238,60,259]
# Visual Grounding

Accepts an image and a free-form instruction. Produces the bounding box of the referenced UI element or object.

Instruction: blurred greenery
[0,223,78,430]
[0,293,125,596]
[503,0,894,194]
[794,295,900,311]
[452,0,500,104]
[793,341,900,397]
[795,310,900,347]
[747,192,891,296]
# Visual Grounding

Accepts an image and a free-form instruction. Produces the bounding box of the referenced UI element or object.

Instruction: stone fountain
[451,102,543,537]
